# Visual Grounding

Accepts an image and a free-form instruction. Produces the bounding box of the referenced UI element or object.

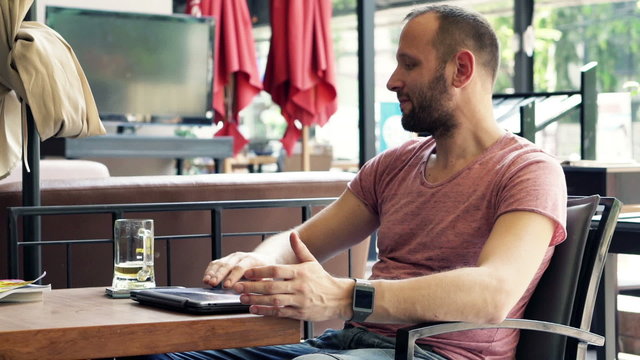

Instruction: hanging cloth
[0,0,106,179]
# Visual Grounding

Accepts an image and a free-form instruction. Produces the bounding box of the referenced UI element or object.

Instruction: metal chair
[395,195,622,360]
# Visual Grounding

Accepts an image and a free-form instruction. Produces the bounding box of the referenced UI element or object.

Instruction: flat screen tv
[46,7,215,125]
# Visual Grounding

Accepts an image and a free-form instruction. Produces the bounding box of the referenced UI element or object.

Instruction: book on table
[0,271,51,303]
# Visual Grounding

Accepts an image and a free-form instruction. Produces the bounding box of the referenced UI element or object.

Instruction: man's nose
[386,70,402,92]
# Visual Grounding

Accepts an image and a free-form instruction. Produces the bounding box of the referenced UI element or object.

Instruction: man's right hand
[202,252,274,288]
[202,189,377,290]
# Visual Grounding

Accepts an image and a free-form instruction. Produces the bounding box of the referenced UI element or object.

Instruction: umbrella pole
[224,75,236,172]
[301,125,310,171]
[226,75,236,127]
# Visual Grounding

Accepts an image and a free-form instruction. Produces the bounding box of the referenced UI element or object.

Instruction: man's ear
[451,50,475,88]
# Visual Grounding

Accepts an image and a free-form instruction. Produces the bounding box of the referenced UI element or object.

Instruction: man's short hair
[405,4,500,84]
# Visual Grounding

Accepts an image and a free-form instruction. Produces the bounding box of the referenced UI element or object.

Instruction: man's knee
[294,354,341,360]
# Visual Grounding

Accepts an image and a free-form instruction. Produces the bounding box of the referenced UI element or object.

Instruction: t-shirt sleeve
[496,152,568,246]
[347,154,382,216]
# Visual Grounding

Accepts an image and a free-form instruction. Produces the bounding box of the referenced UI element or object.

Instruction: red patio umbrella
[187,0,262,155]
[263,0,338,170]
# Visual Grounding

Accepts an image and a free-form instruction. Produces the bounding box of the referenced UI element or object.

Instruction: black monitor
[46,7,215,125]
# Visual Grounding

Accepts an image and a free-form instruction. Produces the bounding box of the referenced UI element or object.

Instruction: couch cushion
[0,159,110,185]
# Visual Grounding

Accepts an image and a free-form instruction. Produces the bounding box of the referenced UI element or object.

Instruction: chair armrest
[394,319,604,360]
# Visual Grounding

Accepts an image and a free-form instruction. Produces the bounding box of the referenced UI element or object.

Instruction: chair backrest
[516,195,621,359]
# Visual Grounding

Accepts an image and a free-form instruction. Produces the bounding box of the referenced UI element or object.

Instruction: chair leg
[601,255,619,360]
[576,341,589,360]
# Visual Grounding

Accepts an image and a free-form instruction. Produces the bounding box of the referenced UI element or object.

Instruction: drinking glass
[112,219,155,289]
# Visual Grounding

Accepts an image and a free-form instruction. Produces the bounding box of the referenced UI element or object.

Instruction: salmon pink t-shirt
[347,132,567,360]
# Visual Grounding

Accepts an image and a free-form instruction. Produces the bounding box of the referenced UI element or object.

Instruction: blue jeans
[132,326,448,360]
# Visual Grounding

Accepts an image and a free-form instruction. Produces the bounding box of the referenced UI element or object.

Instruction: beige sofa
[0,159,111,185]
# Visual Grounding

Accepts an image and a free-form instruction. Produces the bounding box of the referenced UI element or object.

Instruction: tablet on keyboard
[130,287,250,315]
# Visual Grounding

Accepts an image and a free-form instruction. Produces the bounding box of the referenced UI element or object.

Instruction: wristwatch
[351,278,375,322]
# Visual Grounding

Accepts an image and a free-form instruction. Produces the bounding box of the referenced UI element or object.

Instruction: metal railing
[8,197,343,340]
[7,198,344,282]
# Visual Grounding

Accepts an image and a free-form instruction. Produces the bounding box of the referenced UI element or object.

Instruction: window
[534,0,640,161]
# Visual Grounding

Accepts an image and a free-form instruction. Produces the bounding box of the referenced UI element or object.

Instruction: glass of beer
[112,219,156,289]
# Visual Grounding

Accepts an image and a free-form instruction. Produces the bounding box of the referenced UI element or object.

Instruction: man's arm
[238,210,556,324]
[203,189,379,288]
[367,210,555,324]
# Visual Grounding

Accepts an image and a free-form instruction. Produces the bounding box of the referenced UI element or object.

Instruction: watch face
[354,290,374,309]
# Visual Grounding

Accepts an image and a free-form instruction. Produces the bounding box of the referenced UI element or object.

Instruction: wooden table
[0,287,300,360]
[224,155,279,173]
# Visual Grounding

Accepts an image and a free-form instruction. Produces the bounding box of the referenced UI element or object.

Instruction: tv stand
[41,135,233,174]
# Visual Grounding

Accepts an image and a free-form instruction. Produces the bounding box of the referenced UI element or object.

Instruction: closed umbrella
[264,0,337,170]
[187,0,262,155]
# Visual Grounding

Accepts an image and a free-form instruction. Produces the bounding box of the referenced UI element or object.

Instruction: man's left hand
[232,231,354,322]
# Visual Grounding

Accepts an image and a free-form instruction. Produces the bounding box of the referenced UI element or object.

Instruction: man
[144,4,567,360]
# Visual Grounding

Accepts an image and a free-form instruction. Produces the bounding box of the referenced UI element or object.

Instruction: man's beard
[401,68,456,138]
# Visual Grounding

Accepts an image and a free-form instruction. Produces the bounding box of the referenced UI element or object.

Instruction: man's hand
[202,251,274,289]
[232,231,354,322]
